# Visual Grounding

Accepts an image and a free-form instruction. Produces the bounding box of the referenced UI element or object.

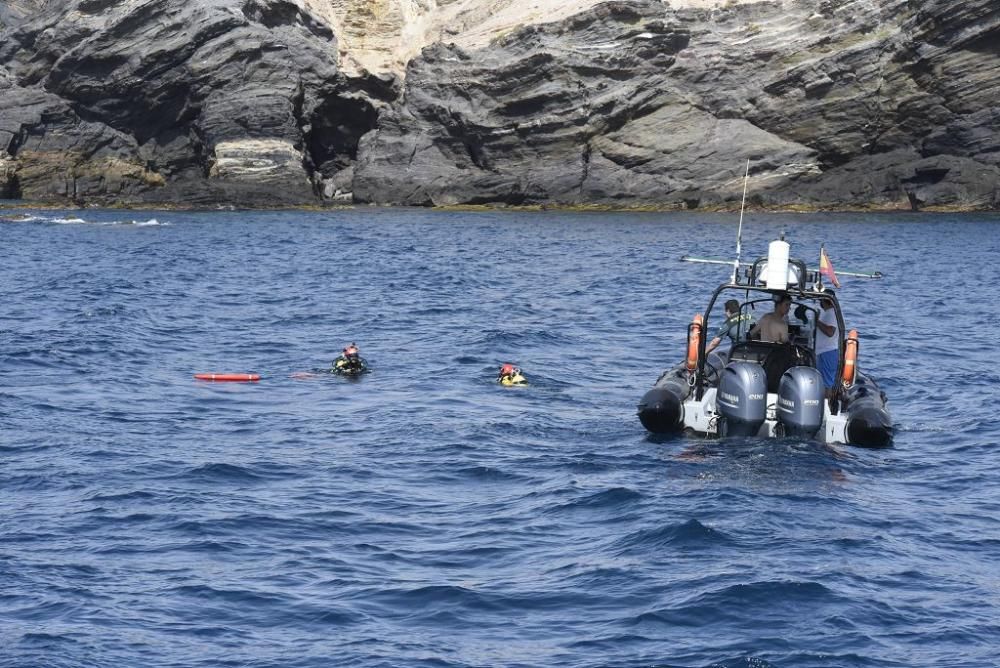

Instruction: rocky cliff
[355,0,1000,210]
[2,0,999,210]
[306,0,614,76]
[0,0,397,206]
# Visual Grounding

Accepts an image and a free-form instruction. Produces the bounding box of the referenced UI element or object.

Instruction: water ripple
[2,208,999,668]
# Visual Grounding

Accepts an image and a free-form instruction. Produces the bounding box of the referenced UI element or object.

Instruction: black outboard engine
[776,366,824,439]
[716,361,767,437]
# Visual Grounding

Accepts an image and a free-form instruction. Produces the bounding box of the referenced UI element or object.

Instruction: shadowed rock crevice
[242,0,335,40]
[3,174,22,200]
[305,83,389,200]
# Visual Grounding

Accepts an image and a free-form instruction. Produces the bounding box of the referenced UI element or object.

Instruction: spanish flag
[820,245,841,288]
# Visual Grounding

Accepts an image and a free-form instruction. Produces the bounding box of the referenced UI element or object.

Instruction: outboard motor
[776,366,824,438]
[716,361,767,437]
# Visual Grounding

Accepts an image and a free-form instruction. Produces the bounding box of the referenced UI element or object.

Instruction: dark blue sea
[2,207,999,668]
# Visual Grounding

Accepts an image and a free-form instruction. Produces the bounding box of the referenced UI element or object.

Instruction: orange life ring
[842,329,859,386]
[686,313,704,371]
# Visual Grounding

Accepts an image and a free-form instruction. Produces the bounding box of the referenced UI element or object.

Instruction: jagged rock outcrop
[354,0,1000,210]
[2,0,999,209]
[0,0,396,206]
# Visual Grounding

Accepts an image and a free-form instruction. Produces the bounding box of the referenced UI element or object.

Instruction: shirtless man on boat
[750,293,791,343]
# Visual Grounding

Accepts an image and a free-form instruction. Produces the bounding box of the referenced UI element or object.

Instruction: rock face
[0,0,396,206]
[2,0,999,209]
[306,0,613,76]
[355,0,1000,210]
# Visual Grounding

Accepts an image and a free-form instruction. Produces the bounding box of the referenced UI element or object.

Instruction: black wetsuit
[332,355,369,375]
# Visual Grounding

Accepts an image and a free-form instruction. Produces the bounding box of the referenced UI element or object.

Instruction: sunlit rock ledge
[1,0,999,211]
[210,139,310,184]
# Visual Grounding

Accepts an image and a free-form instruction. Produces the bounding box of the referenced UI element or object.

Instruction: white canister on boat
[765,239,790,289]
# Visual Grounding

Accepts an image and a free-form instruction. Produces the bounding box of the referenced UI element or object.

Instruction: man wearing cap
[706,299,756,354]
[815,290,839,395]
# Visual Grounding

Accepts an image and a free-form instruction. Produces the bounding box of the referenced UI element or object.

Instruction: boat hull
[841,374,893,448]
[638,364,892,447]
[637,368,689,434]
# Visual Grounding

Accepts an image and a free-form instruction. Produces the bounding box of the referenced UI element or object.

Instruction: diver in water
[497,363,526,386]
[332,343,369,376]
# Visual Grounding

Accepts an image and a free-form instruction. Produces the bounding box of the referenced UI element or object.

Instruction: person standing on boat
[749,293,791,343]
[815,290,839,396]
[706,299,755,354]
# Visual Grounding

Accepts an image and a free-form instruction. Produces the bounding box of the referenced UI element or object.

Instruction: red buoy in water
[194,373,260,382]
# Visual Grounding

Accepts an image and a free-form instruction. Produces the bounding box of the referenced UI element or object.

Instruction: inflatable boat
[637,238,892,448]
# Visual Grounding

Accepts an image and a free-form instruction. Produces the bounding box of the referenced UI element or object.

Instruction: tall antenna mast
[732,158,750,284]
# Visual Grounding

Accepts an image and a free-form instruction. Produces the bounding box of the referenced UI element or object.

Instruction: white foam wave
[0,214,45,223]
[3,213,167,226]
[4,213,172,226]
[99,218,168,226]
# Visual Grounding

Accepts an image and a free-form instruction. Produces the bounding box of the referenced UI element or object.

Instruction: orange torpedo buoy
[842,329,859,387]
[686,313,704,372]
[194,373,261,382]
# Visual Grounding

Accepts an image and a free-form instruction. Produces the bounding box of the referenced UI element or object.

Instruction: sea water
[2,208,999,667]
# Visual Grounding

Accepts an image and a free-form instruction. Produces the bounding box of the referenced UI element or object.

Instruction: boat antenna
[732,158,751,284]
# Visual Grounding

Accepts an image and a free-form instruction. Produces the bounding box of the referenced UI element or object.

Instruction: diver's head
[499,363,516,377]
[343,343,359,359]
